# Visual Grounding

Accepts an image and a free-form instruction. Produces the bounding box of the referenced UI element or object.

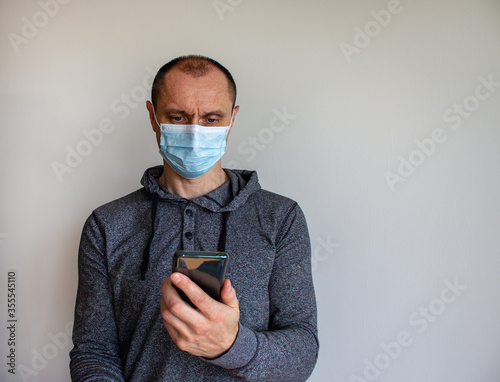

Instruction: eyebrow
[164,109,227,117]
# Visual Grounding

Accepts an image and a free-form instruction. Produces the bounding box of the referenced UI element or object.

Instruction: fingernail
[171,273,181,284]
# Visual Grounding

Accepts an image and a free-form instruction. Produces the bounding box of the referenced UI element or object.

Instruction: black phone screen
[171,250,229,307]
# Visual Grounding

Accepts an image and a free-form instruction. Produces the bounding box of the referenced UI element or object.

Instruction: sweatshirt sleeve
[70,212,125,381]
[205,203,319,381]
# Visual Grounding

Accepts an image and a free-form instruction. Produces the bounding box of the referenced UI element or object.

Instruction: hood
[140,165,261,212]
[139,166,261,280]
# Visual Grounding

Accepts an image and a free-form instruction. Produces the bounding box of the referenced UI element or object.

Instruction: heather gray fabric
[70,166,318,381]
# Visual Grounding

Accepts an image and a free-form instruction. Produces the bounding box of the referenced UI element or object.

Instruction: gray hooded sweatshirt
[70,166,318,381]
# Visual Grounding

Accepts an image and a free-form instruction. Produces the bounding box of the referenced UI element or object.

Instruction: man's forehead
[164,66,227,89]
[156,68,232,108]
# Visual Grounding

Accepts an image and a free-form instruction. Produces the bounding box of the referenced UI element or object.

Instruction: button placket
[182,205,195,250]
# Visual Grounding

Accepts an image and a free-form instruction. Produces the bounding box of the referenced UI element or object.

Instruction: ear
[146,100,161,146]
[227,105,239,139]
[146,101,157,131]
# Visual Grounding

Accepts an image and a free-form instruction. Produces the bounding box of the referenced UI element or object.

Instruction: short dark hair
[151,55,237,109]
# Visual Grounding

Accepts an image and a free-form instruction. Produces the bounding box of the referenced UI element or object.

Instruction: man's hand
[160,272,240,359]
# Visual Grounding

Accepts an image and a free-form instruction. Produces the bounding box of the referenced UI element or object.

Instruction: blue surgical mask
[153,108,233,179]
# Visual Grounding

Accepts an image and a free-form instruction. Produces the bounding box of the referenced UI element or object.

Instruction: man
[70,55,318,381]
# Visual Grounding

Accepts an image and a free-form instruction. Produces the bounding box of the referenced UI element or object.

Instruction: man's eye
[207,118,219,124]
[172,116,183,122]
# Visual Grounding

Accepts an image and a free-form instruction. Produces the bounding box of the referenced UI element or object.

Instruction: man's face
[149,67,237,146]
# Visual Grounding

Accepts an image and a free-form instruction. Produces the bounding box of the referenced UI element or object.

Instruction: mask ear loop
[228,108,235,129]
[151,103,161,128]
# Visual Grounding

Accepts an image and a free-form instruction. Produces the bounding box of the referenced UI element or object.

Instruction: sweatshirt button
[184,232,193,240]
[185,209,193,217]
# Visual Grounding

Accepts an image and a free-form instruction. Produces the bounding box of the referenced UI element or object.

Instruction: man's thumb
[220,279,239,310]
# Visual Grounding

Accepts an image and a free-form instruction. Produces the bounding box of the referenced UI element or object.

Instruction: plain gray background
[1,0,499,381]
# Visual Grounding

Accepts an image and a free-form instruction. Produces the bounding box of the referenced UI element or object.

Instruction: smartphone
[171,250,229,307]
